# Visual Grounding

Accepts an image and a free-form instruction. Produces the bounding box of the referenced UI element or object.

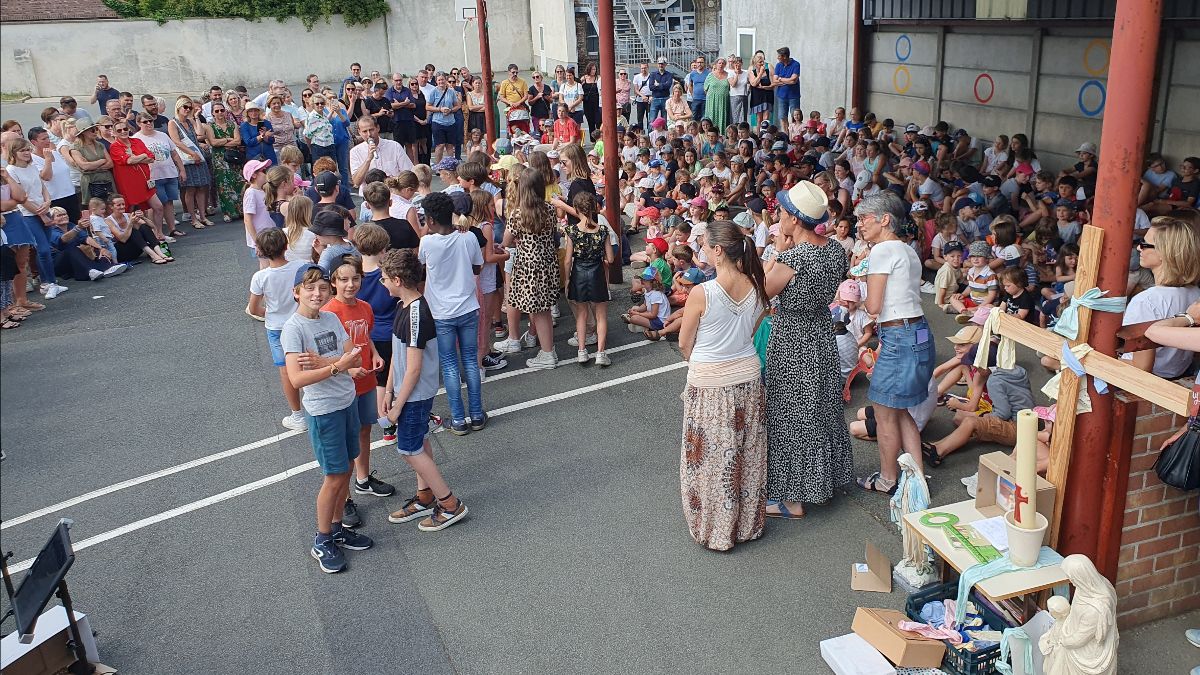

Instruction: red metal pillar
[476,0,497,148]
[850,0,866,111]
[1057,0,1162,559]
[598,0,622,282]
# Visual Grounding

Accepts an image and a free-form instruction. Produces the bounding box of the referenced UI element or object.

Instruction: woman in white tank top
[676,220,769,551]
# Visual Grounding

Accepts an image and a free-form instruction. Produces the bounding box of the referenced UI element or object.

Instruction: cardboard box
[851,607,946,669]
[975,452,1056,544]
[851,541,892,593]
[819,632,897,675]
[1,607,99,675]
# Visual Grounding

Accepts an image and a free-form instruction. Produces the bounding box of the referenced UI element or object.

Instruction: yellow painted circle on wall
[893,65,911,94]
[1083,39,1110,77]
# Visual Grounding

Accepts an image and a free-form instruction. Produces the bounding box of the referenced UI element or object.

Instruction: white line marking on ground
[435,339,652,394]
[5,360,687,573]
[3,340,662,531]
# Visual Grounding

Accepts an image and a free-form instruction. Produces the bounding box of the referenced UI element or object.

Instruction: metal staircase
[575,0,716,77]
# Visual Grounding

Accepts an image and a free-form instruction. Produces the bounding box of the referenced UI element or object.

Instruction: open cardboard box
[852,608,946,669]
[975,452,1056,544]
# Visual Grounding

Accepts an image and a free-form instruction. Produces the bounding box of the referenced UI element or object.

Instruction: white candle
[1014,409,1039,530]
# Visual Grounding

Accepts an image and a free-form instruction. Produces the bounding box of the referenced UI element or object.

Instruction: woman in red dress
[107,124,164,233]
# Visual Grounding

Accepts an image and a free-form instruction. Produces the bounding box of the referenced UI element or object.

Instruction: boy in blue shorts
[379,248,470,532]
[247,229,307,430]
[281,263,374,573]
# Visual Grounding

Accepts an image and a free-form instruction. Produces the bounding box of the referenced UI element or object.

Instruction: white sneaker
[88,269,104,281]
[103,264,129,277]
[594,351,611,367]
[961,472,979,498]
[525,350,559,370]
[163,235,177,243]
[567,333,598,347]
[920,281,936,295]
[44,283,67,299]
[493,338,523,354]
[577,349,589,364]
[39,283,50,295]
[519,331,538,349]
[281,411,308,431]
[550,304,560,319]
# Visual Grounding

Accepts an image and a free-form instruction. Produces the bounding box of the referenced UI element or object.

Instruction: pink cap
[837,279,861,302]
[242,158,272,182]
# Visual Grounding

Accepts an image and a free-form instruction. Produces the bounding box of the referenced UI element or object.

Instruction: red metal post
[476,0,497,148]
[850,0,866,111]
[1057,0,1162,559]
[598,0,622,282]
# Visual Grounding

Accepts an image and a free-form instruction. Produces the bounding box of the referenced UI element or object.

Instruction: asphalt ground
[0,181,1195,673]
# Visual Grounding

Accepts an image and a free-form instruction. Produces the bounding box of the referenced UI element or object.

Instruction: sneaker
[577,349,589,364]
[388,496,436,523]
[482,352,507,371]
[44,283,67,299]
[281,411,308,431]
[354,472,396,497]
[920,281,936,295]
[594,351,611,367]
[429,413,443,433]
[961,472,979,498]
[310,536,345,573]
[417,500,469,532]
[526,350,559,370]
[342,499,362,528]
[492,322,506,339]
[519,331,538,349]
[88,269,103,281]
[449,420,470,436]
[955,313,972,325]
[469,412,488,431]
[102,263,129,277]
[382,425,397,442]
[494,338,523,354]
[180,212,191,222]
[627,322,644,334]
[332,524,374,551]
[567,333,598,347]
[1186,628,1200,648]
[162,235,177,243]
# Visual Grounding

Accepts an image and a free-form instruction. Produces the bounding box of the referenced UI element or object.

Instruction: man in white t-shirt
[631,62,652,130]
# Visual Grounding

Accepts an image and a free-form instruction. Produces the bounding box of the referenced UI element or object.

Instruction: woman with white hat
[762,181,852,518]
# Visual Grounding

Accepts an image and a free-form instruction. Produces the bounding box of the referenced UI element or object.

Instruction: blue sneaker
[310,535,345,573]
[449,420,470,436]
[332,524,374,551]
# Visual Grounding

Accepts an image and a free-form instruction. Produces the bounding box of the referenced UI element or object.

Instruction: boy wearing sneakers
[281,264,373,573]
[380,249,470,532]
[949,241,997,322]
[247,229,306,431]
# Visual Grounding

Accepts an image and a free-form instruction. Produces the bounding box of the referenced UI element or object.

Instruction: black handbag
[1154,419,1200,491]
[224,145,247,165]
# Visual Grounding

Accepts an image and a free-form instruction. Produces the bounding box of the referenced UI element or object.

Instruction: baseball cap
[314,171,339,196]
[657,197,678,211]
[805,118,821,129]
[648,159,664,168]
[657,56,668,64]
[640,267,660,281]
[241,158,272,183]
[1056,198,1077,210]
[953,197,976,213]
[492,155,519,172]
[943,240,965,256]
[681,134,694,142]
[688,197,709,210]
[292,263,330,287]
[730,155,745,163]
[771,140,787,151]
[651,117,666,129]
[812,136,831,148]
[733,210,755,231]
[912,160,931,176]
[982,175,1002,188]
[310,209,348,237]
[647,237,669,255]
[680,268,705,285]
[954,129,969,138]
[638,177,656,189]
[696,168,714,179]
[1015,163,1036,176]
[837,279,861,302]
[449,190,472,216]
[947,325,983,344]
[745,197,767,213]
[910,201,928,213]
[1075,142,1097,155]
[968,241,992,259]
[433,157,460,172]
[905,123,920,133]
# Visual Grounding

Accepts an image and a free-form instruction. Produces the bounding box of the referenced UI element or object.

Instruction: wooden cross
[990,224,1192,546]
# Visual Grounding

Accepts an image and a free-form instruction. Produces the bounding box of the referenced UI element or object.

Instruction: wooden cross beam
[990,224,1192,546]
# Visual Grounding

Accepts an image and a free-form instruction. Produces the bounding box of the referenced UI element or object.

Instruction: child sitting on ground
[630,237,672,298]
[925,213,960,272]
[949,241,997,322]
[933,241,965,312]
[667,245,697,307]
[932,322,994,412]
[623,267,672,341]
[850,379,939,441]
[1039,242,1078,326]
[998,266,1039,325]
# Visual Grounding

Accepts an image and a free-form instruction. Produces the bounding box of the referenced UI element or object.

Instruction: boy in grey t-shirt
[280,263,374,574]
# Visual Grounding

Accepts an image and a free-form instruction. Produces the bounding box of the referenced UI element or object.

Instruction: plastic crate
[904,581,1012,675]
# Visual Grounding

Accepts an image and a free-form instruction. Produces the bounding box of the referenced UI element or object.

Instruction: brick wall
[0,0,117,22]
[1115,396,1200,627]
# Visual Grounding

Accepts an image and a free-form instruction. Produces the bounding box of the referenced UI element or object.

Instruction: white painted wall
[0,0,532,97]
[719,0,855,119]
[528,0,577,73]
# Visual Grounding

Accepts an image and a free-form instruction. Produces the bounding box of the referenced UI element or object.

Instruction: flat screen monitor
[12,521,75,641]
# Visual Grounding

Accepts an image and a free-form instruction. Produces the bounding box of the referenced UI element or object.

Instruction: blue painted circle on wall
[895,35,912,62]
[1077,80,1106,117]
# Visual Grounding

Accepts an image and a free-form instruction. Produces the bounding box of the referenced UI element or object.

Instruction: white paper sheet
[971,515,1010,551]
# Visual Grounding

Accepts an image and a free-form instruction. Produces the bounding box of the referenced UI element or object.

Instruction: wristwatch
[1173,312,1197,327]
[329,364,341,377]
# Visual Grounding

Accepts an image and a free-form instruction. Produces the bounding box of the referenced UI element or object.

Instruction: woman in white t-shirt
[1122,217,1200,379]
[854,191,935,495]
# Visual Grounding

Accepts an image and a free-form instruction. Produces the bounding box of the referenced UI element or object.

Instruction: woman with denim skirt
[853,191,937,495]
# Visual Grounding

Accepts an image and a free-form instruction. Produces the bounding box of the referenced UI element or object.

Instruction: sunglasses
[116,127,129,133]
[1135,239,1156,250]
[181,105,193,111]
[100,124,114,129]
[302,92,313,97]
[139,120,153,124]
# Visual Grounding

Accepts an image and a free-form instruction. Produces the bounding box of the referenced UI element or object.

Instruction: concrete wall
[0,0,532,97]
[718,0,855,119]
[866,25,1200,172]
[529,0,578,74]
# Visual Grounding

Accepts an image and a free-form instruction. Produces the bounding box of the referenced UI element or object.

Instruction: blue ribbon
[1051,287,1127,340]
[1060,342,1109,394]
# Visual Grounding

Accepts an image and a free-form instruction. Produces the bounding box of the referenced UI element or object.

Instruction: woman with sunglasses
[69,118,114,203]
[1123,217,1200,379]
[206,103,244,222]
[302,94,337,166]
[168,96,212,228]
[116,115,171,240]
[3,138,68,301]
[224,90,245,125]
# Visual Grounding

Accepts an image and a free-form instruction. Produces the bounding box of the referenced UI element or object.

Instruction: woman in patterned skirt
[677,220,769,551]
[763,181,852,519]
[205,103,243,222]
[167,96,212,228]
[503,167,561,370]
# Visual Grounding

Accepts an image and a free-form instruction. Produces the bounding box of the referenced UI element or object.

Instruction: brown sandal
[643,329,661,341]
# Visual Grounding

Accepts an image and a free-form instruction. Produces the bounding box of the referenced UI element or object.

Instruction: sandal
[856,472,898,495]
[766,500,805,519]
[921,442,943,468]
[20,301,45,311]
[152,258,170,265]
[193,222,206,230]
[644,329,661,341]
[1,320,20,330]
[170,230,187,237]
[222,215,232,223]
